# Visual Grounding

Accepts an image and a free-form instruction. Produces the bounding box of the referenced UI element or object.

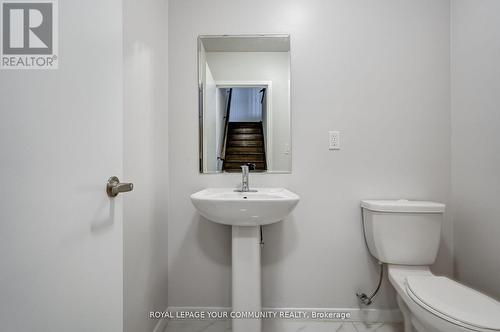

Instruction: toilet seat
[406,276,500,331]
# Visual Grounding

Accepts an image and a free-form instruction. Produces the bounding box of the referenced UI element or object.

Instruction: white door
[0,1,124,331]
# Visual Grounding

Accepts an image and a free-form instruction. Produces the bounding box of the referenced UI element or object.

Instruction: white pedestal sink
[190,188,300,332]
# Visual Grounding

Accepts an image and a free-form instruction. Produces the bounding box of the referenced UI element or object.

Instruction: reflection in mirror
[198,35,291,173]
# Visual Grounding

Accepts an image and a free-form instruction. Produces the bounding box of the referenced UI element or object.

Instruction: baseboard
[165,306,402,323]
[152,306,169,332]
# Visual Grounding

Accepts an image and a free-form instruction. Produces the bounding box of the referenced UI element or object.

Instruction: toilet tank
[361,200,445,265]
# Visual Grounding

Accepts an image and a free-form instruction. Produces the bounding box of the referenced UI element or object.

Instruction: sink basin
[190,188,300,226]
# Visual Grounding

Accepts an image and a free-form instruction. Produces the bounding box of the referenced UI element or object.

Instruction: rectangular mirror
[198,35,291,173]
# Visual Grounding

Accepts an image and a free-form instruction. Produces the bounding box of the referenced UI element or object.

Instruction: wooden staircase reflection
[222,122,267,172]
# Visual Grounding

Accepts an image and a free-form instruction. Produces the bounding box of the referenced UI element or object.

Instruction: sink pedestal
[232,226,262,332]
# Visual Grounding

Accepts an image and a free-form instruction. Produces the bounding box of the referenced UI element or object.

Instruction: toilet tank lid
[361,200,445,213]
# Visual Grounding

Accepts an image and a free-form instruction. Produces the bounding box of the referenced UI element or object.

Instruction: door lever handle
[107,176,134,197]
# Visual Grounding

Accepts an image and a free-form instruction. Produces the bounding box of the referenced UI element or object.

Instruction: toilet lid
[406,276,500,330]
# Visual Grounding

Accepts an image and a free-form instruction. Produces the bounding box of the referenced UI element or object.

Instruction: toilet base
[397,295,415,332]
[397,294,429,332]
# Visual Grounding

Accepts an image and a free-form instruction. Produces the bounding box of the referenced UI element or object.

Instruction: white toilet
[361,199,500,332]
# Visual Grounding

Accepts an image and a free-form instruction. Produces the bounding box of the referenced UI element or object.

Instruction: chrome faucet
[235,163,257,192]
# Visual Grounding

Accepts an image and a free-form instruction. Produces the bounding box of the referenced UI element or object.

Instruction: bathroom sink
[191,187,300,332]
[190,188,300,226]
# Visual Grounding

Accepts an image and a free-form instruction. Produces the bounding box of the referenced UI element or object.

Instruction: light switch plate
[329,131,340,150]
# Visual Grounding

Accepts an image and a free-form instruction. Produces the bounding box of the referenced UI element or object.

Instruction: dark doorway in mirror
[220,87,267,172]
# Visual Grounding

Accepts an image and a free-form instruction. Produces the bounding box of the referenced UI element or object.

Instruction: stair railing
[219,88,233,161]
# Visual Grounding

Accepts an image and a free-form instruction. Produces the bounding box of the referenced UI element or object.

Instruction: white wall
[451,0,500,300]
[202,64,218,172]
[168,0,452,310]
[228,87,263,123]
[207,52,291,171]
[123,0,169,331]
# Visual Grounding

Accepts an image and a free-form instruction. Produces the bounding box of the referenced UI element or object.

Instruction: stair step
[229,134,262,141]
[230,127,261,134]
[226,147,264,155]
[229,122,261,128]
[228,140,263,147]
[225,154,265,162]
